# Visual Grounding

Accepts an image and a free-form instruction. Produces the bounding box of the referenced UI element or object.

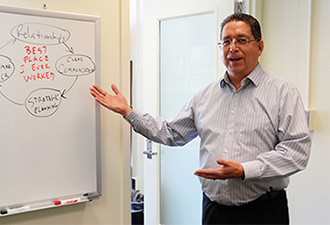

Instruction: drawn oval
[25,88,62,117]
[0,55,15,83]
[11,23,71,45]
[55,54,96,76]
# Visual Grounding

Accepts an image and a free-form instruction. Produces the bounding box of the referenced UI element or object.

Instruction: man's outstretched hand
[90,84,132,117]
[194,158,244,180]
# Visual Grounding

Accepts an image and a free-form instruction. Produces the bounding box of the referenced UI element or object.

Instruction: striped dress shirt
[125,63,311,206]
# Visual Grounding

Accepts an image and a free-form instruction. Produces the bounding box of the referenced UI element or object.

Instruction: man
[90,13,311,224]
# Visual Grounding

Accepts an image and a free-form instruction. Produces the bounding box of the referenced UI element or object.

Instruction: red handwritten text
[21,45,55,82]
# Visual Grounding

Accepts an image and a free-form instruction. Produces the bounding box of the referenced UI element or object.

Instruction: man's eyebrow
[221,35,231,40]
[222,34,250,40]
[236,34,250,38]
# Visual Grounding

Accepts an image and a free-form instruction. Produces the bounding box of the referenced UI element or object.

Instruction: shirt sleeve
[124,97,198,146]
[242,87,312,180]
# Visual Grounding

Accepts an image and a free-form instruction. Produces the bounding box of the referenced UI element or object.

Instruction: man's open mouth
[229,58,243,61]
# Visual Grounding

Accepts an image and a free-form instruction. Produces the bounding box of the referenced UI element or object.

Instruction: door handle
[142,150,158,159]
[142,139,158,159]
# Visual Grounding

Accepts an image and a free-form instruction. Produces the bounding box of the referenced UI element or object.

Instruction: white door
[130,1,234,224]
[159,13,217,225]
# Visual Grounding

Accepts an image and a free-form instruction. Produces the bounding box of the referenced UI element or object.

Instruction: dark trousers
[202,190,289,225]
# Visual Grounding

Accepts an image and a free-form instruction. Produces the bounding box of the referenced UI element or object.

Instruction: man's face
[220,21,264,79]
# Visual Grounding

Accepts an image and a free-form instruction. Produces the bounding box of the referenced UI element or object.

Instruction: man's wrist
[122,105,132,117]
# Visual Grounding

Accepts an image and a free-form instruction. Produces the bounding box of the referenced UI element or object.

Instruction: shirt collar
[220,63,263,88]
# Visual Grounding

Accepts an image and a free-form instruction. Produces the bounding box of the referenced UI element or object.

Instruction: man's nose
[230,40,238,51]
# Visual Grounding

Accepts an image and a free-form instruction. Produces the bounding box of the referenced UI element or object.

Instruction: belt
[248,189,285,205]
[203,190,285,207]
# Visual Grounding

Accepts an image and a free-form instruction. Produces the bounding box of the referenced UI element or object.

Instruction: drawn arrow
[0,87,23,106]
[62,42,74,54]
[62,76,79,98]
[0,39,15,52]
[61,89,67,99]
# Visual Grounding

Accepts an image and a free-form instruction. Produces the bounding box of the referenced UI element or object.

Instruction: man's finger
[111,83,121,95]
[92,85,107,96]
[217,158,227,166]
[194,171,216,179]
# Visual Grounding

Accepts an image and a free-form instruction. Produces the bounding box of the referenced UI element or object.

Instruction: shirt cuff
[241,160,262,180]
[124,107,143,128]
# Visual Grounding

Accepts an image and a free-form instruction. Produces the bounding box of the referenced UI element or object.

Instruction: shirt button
[224,149,228,153]
[228,130,232,133]
[223,190,227,193]
[231,110,234,114]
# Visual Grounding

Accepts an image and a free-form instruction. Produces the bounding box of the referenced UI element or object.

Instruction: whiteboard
[0,5,101,216]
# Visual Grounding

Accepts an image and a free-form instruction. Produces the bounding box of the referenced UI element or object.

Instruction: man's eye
[237,39,247,44]
[223,40,231,45]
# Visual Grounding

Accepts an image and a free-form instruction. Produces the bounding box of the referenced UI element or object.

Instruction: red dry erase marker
[54,198,81,206]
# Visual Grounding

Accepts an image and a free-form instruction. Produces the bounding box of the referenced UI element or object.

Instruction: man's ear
[258,39,264,56]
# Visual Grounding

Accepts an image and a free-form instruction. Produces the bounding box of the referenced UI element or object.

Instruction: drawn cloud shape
[25,88,62,117]
[0,55,15,83]
[11,23,70,45]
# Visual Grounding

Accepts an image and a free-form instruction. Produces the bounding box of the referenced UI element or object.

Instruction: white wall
[260,0,330,224]
[307,0,330,223]
[131,0,330,224]
[259,0,311,106]
[0,1,131,224]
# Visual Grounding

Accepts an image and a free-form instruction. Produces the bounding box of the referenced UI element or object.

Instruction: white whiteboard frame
[0,4,101,216]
